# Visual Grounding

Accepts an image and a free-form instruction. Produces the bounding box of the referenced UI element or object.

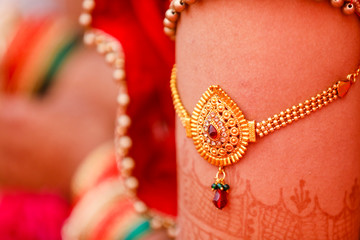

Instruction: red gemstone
[213,190,227,209]
[208,124,218,139]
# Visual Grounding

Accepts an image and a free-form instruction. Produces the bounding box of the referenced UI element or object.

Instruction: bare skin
[0,46,117,198]
[175,0,360,239]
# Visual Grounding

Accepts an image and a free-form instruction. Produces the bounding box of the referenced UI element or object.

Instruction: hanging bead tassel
[211,167,230,209]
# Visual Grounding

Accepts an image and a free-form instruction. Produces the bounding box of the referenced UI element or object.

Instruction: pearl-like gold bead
[343,2,356,15]
[113,69,126,81]
[82,0,95,11]
[164,27,176,37]
[150,217,163,229]
[79,13,92,26]
[83,32,95,45]
[118,115,131,127]
[133,200,147,213]
[125,177,139,190]
[331,0,344,7]
[174,0,186,12]
[122,157,135,170]
[105,52,116,63]
[163,18,176,29]
[119,136,132,149]
[165,9,179,22]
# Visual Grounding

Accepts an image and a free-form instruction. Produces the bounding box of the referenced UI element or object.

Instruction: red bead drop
[208,124,218,139]
[213,190,227,209]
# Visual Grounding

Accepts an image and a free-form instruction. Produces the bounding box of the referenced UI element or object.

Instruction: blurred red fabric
[0,192,69,240]
[92,0,177,216]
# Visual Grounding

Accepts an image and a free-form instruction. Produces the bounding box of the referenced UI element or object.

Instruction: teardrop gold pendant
[190,85,256,167]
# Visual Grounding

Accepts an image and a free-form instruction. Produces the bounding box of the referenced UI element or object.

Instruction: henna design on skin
[178,159,360,240]
[290,179,312,214]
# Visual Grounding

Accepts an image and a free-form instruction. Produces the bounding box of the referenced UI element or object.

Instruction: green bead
[217,183,223,190]
[223,184,230,191]
[211,183,217,189]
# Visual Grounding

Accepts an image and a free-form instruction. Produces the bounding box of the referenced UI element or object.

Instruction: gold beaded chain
[171,65,359,140]
[63,0,178,238]
[170,65,359,209]
[166,0,360,210]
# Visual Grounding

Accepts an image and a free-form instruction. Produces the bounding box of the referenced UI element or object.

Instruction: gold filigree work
[190,85,253,167]
[170,65,359,167]
[170,64,359,209]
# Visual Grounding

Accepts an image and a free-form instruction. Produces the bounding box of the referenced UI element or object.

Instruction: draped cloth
[92,0,177,216]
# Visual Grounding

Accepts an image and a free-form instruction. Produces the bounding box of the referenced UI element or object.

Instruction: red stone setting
[213,189,228,209]
[208,124,218,140]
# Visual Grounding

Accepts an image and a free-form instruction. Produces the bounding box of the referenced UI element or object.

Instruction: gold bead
[331,0,344,8]
[163,18,176,29]
[343,2,356,15]
[79,13,91,26]
[164,27,176,37]
[82,0,95,11]
[165,9,179,22]
[174,0,186,12]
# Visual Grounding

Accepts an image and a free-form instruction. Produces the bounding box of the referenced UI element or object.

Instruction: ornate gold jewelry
[170,65,359,209]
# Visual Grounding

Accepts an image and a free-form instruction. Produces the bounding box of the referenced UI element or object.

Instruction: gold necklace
[70,0,178,238]
[170,65,359,209]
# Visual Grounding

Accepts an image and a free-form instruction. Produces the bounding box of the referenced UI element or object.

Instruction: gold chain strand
[348,66,360,83]
[170,64,359,209]
[170,66,192,137]
[255,82,339,137]
[170,64,360,139]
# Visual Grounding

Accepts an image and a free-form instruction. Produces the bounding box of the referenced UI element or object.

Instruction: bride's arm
[175,0,360,239]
